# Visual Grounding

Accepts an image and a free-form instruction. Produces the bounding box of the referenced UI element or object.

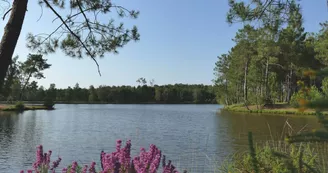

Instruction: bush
[15,101,25,111]
[43,98,54,109]
[290,86,322,108]
[219,142,319,173]
[322,77,328,96]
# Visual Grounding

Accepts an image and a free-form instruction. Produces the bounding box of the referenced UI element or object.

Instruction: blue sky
[1,0,328,88]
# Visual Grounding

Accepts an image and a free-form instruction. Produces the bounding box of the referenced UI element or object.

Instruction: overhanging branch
[76,0,92,33]
[43,0,101,76]
[2,7,11,20]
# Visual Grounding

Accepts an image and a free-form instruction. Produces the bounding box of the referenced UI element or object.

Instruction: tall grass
[217,118,328,173]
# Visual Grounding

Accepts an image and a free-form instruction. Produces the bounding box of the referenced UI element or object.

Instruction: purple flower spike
[116,139,122,152]
[162,159,179,173]
[23,140,181,173]
[34,145,44,169]
[81,165,88,173]
[62,167,68,173]
[70,161,78,173]
[51,157,61,170]
[89,162,96,173]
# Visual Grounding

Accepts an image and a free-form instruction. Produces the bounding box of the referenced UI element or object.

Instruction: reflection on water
[0,105,322,172]
[219,110,320,144]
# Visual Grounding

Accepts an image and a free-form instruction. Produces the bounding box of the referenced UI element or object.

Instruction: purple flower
[33,145,44,169]
[20,170,24,173]
[22,140,181,173]
[133,144,162,173]
[81,165,88,173]
[62,167,67,173]
[51,157,61,170]
[116,139,122,152]
[70,161,78,173]
[162,159,179,173]
[46,150,52,167]
[149,153,161,173]
[89,162,96,173]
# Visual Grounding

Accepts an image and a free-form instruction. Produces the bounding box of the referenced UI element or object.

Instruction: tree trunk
[19,72,33,100]
[287,69,293,103]
[224,79,228,105]
[264,57,269,99]
[244,60,250,110]
[19,62,37,100]
[0,0,28,93]
[3,63,17,97]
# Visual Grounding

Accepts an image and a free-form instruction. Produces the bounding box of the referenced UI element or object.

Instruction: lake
[0,104,321,172]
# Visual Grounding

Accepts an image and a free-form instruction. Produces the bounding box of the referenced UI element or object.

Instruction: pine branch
[43,0,101,76]
[76,0,92,33]
[2,7,11,20]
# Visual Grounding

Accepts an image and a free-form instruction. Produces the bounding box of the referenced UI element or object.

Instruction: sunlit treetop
[227,0,307,25]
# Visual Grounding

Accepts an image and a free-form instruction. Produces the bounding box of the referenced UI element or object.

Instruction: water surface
[0,104,321,172]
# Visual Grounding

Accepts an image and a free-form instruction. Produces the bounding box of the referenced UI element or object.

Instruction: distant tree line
[1,83,216,104]
[1,55,216,104]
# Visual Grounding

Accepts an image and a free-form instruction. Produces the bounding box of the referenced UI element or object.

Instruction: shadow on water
[0,111,20,170]
[0,111,45,170]
[215,110,322,158]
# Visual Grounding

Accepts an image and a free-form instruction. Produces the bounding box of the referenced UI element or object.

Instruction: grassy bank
[0,104,54,111]
[223,104,328,116]
[0,101,217,105]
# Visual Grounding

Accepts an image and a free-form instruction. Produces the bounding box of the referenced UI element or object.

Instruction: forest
[0,55,216,104]
[214,0,328,107]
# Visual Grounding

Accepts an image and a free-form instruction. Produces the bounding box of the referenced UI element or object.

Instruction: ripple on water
[0,104,321,172]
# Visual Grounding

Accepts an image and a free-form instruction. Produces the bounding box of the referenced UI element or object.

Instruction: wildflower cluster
[100,140,132,172]
[21,140,180,173]
[133,144,162,173]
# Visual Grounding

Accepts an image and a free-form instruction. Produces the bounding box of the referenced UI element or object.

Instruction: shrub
[15,101,25,111]
[290,85,322,108]
[43,98,54,109]
[219,142,319,173]
[322,77,328,96]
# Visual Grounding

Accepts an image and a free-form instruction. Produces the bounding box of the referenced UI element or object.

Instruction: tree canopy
[0,0,140,93]
[214,0,326,107]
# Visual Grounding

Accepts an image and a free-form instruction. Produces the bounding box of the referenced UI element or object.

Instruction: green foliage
[19,54,51,100]
[15,101,25,111]
[27,0,140,61]
[43,98,54,109]
[3,56,20,97]
[216,0,326,107]
[248,132,259,173]
[20,54,51,80]
[314,22,328,65]
[291,86,322,108]
[227,0,309,25]
[321,77,328,96]
[224,1,328,173]
[2,80,217,104]
[220,143,319,173]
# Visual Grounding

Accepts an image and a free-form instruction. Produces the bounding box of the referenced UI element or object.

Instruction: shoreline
[0,105,54,112]
[222,104,327,116]
[0,101,217,105]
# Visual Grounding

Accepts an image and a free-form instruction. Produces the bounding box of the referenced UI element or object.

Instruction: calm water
[0,104,322,172]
